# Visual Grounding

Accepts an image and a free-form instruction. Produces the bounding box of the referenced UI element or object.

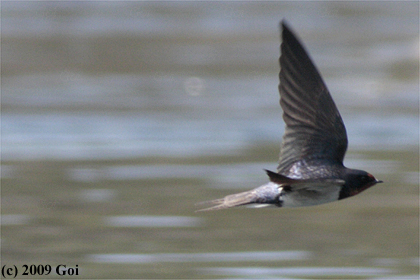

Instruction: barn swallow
[197,20,382,211]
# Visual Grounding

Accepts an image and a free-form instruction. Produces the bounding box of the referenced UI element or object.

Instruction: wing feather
[277,21,348,176]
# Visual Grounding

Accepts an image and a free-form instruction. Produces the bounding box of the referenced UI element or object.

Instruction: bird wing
[277,21,348,176]
[265,169,345,190]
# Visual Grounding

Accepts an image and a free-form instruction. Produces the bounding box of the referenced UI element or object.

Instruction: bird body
[196,20,382,212]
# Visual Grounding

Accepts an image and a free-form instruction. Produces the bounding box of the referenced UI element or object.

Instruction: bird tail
[195,190,259,212]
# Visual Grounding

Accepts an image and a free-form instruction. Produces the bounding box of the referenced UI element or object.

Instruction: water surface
[2,2,418,279]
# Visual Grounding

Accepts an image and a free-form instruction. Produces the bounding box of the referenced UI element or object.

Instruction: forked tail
[196,181,281,212]
[195,190,259,212]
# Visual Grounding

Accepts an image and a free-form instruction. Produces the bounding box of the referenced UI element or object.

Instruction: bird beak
[376,179,383,184]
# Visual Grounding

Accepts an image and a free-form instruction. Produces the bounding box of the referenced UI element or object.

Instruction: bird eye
[362,174,375,182]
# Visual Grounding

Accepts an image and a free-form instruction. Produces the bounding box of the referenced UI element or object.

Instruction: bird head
[340,169,383,199]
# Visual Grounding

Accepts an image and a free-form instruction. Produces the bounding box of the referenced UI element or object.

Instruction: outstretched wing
[277,21,348,175]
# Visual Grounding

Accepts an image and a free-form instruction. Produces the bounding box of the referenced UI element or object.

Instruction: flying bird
[196,21,382,211]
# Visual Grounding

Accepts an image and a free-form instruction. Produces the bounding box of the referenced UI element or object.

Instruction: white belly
[281,185,341,207]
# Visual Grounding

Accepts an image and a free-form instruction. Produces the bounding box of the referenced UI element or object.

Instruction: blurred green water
[2,148,419,278]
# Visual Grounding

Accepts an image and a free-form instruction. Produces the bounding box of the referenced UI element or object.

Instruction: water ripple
[88,251,310,263]
[201,266,394,277]
[103,215,202,228]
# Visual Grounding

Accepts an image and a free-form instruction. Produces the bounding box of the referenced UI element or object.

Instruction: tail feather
[195,190,258,212]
